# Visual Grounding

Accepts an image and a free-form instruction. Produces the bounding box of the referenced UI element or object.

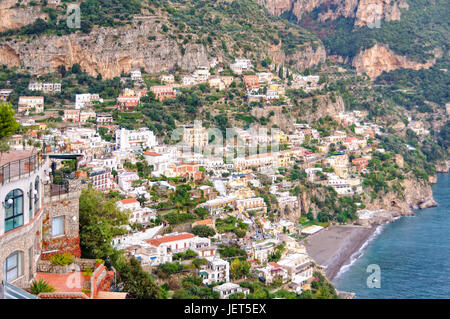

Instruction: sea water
[334,173,450,299]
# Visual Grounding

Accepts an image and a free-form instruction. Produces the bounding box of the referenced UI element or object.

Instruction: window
[5,189,24,232]
[28,183,33,220]
[34,177,40,214]
[52,216,64,237]
[3,252,23,282]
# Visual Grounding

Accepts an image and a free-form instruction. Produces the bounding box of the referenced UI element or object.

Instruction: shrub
[30,280,55,295]
[192,225,216,238]
[83,266,93,277]
[49,253,75,266]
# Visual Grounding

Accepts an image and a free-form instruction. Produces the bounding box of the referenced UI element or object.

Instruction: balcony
[50,181,70,197]
[0,151,44,185]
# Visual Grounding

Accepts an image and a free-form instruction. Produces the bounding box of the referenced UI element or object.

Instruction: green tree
[0,102,19,159]
[192,225,216,238]
[230,259,250,280]
[79,186,129,259]
[115,257,161,299]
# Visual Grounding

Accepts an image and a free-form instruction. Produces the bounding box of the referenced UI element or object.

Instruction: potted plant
[95,259,104,267]
[30,279,56,295]
[82,289,91,297]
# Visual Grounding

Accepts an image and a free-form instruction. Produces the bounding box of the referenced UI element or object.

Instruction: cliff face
[365,177,437,220]
[2,19,210,78]
[258,0,408,26]
[258,0,435,78]
[298,95,345,123]
[352,43,439,79]
[268,43,326,71]
[0,17,325,79]
[0,0,48,32]
[250,95,344,132]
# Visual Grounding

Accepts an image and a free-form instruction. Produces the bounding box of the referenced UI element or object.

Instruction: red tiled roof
[147,233,195,246]
[143,151,161,156]
[268,262,282,268]
[193,219,212,226]
[38,293,89,299]
[120,198,138,204]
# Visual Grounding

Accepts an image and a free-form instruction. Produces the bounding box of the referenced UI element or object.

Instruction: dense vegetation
[300,0,449,62]
[0,0,142,37]
[375,56,450,108]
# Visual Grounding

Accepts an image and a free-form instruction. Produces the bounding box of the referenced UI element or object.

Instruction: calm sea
[334,173,450,298]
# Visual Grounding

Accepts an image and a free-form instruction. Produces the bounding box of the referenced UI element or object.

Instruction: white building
[115,128,157,151]
[0,150,47,286]
[116,198,156,225]
[143,151,172,176]
[199,257,230,285]
[18,96,44,114]
[277,253,314,285]
[230,59,252,75]
[117,171,140,192]
[28,82,61,94]
[130,70,142,82]
[75,93,102,109]
[212,283,249,299]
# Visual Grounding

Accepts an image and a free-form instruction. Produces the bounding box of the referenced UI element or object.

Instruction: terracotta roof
[268,262,282,268]
[120,198,138,204]
[147,233,195,246]
[193,219,212,226]
[38,292,89,299]
[143,151,161,156]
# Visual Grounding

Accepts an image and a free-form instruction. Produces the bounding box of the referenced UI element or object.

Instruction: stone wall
[0,207,44,288]
[42,180,82,258]
[36,258,96,273]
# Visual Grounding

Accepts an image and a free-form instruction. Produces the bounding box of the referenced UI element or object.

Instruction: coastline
[303,172,447,286]
[302,174,444,282]
[329,173,449,298]
[302,225,377,282]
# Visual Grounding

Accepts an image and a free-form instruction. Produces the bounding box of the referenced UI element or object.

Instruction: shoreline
[302,225,378,282]
[303,173,446,285]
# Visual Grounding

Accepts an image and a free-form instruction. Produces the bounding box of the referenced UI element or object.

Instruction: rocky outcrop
[0,15,325,78]
[269,43,326,71]
[436,160,450,173]
[0,0,48,32]
[0,44,21,67]
[2,20,211,78]
[250,94,344,132]
[354,0,408,27]
[365,176,437,216]
[352,43,439,79]
[258,0,437,78]
[258,0,408,26]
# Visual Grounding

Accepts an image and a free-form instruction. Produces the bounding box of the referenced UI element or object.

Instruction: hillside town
[0,53,444,300]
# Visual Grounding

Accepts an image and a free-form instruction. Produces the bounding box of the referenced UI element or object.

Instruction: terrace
[0,151,44,185]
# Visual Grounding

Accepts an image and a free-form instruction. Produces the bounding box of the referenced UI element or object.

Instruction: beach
[301,225,377,282]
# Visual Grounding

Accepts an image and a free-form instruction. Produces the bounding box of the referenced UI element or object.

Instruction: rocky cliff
[365,176,437,222]
[257,0,442,79]
[0,0,48,32]
[258,0,408,26]
[1,18,210,78]
[352,43,440,79]
[0,15,325,79]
